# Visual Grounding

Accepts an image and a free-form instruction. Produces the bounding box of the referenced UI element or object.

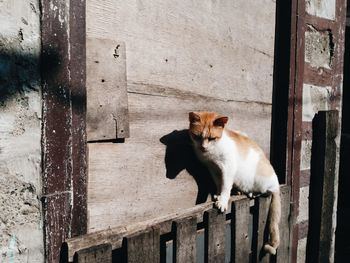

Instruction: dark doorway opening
[270,0,292,185]
[270,0,292,184]
[335,5,350,262]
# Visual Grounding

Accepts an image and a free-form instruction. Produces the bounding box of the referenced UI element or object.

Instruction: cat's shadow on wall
[160,129,216,204]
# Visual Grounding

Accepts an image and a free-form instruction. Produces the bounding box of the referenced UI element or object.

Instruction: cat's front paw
[214,195,229,213]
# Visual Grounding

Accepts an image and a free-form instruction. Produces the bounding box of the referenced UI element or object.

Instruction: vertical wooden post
[255,196,271,263]
[307,110,339,263]
[204,208,226,263]
[276,186,292,263]
[70,0,88,237]
[42,0,87,261]
[41,1,73,262]
[73,244,112,263]
[126,228,160,263]
[173,216,197,263]
[232,198,251,262]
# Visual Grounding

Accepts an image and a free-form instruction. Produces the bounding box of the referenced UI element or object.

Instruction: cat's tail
[264,191,281,255]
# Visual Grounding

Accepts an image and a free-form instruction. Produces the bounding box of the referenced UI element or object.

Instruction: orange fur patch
[257,155,275,177]
[189,111,225,140]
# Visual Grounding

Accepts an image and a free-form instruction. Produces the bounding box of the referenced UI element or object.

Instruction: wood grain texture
[255,196,271,263]
[86,38,129,141]
[174,216,197,263]
[88,93,272,232]
[276,185,291,263]
[87,0,276,104]
[73,243,112,263]
[86,0,276,232]
[67,196,244,261]
[41,1,72,262]
[69,0,88,238]
[288,0,306,260]
[126,228,160,263]
[232,198,251,263]
[64,190,293,262]
[42,193,71,263]
[204,208,226,263]
[314,111,338,263]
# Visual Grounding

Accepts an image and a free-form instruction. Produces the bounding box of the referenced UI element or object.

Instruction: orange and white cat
[188,111,281,255]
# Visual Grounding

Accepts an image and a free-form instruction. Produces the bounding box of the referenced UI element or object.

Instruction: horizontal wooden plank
[87,0,275,104]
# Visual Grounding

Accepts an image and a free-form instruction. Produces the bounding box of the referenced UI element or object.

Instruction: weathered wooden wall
[86,0,276,232]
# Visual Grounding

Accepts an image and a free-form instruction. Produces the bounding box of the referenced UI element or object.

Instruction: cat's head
[188,111,228,152]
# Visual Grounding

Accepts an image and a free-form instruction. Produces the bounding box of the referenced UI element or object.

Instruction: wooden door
[86,0,276,232]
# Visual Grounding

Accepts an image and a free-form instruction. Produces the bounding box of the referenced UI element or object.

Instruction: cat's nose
[200,145,208,152]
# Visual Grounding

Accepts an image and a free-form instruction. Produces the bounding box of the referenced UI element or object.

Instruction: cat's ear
[189,112,201,123]
[214,116,228,127]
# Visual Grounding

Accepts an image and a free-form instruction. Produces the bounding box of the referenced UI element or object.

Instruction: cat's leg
[214,169,234,212]
[207,165,222,200]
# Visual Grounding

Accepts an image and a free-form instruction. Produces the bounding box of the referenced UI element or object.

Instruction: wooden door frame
[276,0,348,262]
[270,0,305,260]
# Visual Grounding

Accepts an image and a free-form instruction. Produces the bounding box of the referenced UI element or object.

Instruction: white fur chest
[194,130,264,193]
[195,131,238,170]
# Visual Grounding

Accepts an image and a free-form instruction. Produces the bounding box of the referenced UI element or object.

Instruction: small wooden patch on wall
[86,38,129,141]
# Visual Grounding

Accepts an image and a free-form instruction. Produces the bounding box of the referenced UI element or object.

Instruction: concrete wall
[0,0,43,262]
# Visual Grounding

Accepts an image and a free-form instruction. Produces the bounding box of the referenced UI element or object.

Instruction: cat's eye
[208,137,216,141]
[192,134,202,141]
